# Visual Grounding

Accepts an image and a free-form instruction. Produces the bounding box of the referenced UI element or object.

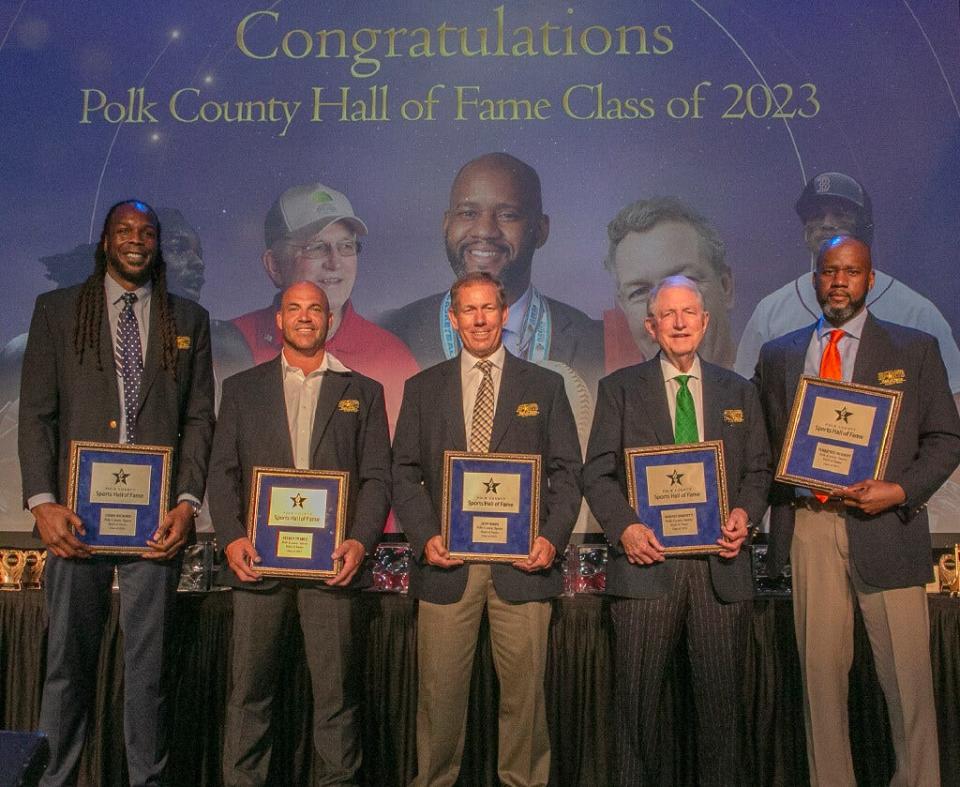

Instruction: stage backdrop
[2,1,958,537]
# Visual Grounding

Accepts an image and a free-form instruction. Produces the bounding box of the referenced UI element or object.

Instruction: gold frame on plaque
[623,441,729,556]
[246,466,349,579]
[775,376,902,493]
[441,451,541,563]
[66,440,173,555]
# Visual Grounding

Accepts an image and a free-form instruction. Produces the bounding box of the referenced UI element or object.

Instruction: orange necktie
[815,329,844,501]
[819,329,844,380]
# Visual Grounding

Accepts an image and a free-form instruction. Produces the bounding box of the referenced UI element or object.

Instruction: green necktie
[674,375,698,444]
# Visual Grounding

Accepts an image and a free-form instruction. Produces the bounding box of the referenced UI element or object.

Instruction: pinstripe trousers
[609,558,751,787]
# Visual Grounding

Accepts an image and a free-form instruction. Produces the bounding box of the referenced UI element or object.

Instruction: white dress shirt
[280,348,351,470]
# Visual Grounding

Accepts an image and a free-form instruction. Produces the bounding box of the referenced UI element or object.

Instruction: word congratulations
[236,5,674,78]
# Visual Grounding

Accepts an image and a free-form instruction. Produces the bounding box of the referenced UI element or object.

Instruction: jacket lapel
[489,353,527,452]
[310,372,350,461]
[851,313,886,385]
[443,358,467,452]
[700,361,723,441]
[640,357,677,446]
[98,307,123,415]
[786,328,809,390]
[135,292,163,416]
[255,357,295,465]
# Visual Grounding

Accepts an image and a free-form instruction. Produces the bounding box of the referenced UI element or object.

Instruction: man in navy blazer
[208,281,391,785]
[584,275,770,785]
[392,272,582,787]
[18,200,215,786]
[754,236,960,786]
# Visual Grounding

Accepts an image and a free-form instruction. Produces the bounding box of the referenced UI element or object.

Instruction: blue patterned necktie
[674,374,698,444]
[117,292,143,444]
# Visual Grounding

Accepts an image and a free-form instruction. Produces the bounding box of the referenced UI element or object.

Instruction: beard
[818,289,867,325]
[444,238,533,295]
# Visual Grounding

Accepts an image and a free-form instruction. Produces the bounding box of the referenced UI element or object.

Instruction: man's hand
[423,535,464,569]
[620,523,666,565]
[513,536,557,573]
[225,536,262,582]
[32,502,90,559]
[144,501,194,560]
[327,539,366,587]
[717,507,750,559]
[839,479,907,516]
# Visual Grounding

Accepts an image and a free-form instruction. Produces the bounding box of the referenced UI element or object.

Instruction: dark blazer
[392,351,583,603]
[583,357,771,602]
[380,290,605,394]
[19,283,215,509]
[207,355,391,589]
[755,313,960,588]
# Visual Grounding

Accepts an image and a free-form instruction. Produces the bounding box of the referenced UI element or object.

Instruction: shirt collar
[460,344,506,374]
[816,307,868,341]
[104,272,152,305]
[503,285,533,335]
[280,347,351,376]
[658,352,702,383]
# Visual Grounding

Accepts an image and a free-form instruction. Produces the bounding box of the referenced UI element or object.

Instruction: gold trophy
[1,549,27,591]
[938,545,960,595]
[22,549,47,589]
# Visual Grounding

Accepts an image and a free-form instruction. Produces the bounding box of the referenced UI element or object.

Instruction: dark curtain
[1,591,958,787]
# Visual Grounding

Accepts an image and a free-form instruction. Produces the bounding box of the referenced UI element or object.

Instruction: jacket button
[109,420,118,429]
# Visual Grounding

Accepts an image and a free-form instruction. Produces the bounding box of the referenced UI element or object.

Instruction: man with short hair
[392,271,582,787]
[754,235,960,786]
[19,199,215,786]
[380,152,603,394]
[602,197,735,372]
[584,275,770,785]
[210,280,390,786]
[735,171,960,393]
[231,182,418,430]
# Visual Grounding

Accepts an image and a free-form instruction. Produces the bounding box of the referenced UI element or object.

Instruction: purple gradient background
[1,1,958,532]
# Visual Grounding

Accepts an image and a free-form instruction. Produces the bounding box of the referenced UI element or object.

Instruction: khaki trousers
[412,565,552,787]
[790,506,940,787]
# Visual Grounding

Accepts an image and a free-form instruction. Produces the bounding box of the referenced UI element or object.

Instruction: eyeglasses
[286,239,362,259]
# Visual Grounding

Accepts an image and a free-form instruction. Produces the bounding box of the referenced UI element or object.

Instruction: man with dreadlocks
[18,200,215,786]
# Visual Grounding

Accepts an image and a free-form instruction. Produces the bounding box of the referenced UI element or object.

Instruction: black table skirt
[1,590,957,786]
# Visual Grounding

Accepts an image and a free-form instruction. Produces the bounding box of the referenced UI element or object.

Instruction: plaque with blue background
[624,441,729,555]
[67,441,172,554]
[776,376,902,494]
[442,451,541,563]
[247,466,348,579]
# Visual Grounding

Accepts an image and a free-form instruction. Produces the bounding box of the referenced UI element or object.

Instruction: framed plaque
[441,451,541,563]
[775,376,902,494]
[67,440,172,554]
[247,466,348,579]
[624,441,728,555]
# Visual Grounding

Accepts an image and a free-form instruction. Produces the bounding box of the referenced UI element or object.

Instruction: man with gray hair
[602,197,735,373]
[584,275,770,785]
[231,182,418,431]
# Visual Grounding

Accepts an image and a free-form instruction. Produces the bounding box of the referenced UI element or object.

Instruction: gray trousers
[39,554,180,787]
[222,584,360,787]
